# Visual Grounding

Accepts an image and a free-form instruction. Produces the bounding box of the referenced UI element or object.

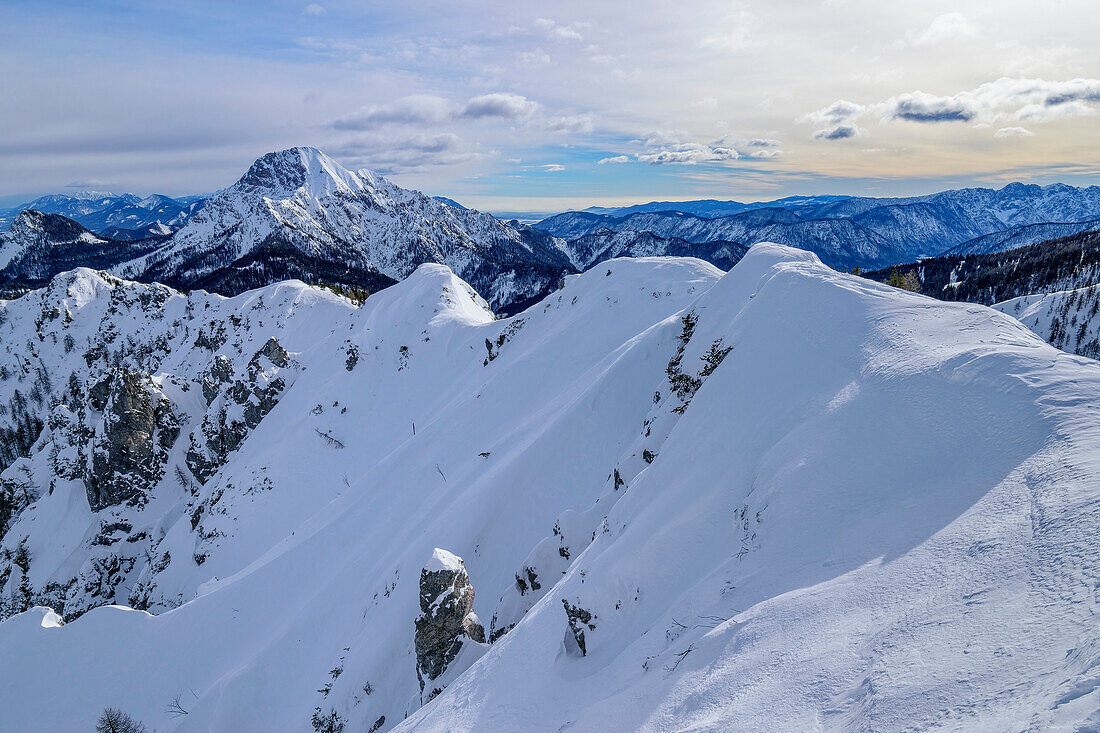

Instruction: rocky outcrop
[414,548,485,701]
[85,371,180,511]
[562,598,597,656]
[186,337,292,484]
[201,354,233,405]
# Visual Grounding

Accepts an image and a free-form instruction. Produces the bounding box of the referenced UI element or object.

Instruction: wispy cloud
[65,179,107,188]
[332,93,539,131]
[328,132,479,172]
[904,13,977,46]
[548,115,595,134]
[331,95,451,131]
[533,18,587,42]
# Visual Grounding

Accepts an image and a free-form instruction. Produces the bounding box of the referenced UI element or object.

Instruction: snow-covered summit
[237,147,372,199]
[121,147,571,309]
[424,548,464,574]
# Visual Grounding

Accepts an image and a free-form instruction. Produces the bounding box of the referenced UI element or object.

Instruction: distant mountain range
[537,182,1100,265]
[0,191,206,236]
[581,194,853,218]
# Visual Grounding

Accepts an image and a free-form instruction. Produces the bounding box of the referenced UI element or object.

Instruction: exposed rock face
[186,337,292,484]
[562,599,596,656]
[201,354,233,405]
[85,370,180,511]
[414,548,484,700]
[0,472,34,540]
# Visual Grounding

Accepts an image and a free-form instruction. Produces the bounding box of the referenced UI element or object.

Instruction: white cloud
[636,145,739,164]
[599,133,783,165]
[303,4,325,15]
[813,124,859,141]
[516,49,551,68]
[803,77,1100,138]
[802,100,865,126]
[541,164,566,172]
[533,18,586,42]
[328,132,479,172]
[887,92,976,123]
[906,13,977,46]
[700,10,754,53]
[459,93,538,120]
[548,115,595,134]
[332,92,541,131]
[331,95,451,130]
[994,126,1034,138]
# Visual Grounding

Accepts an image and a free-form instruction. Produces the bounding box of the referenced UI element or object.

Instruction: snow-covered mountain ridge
[2,244,1100,731]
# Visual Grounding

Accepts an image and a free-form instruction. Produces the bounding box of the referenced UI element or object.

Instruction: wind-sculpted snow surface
[1,245,1099,732]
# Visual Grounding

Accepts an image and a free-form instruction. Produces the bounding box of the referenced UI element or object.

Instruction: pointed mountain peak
[237,147,374,198]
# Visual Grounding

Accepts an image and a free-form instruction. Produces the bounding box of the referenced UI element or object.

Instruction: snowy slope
[1,245,1100,732]
[122,147,572,310]
[995,283,1100,359]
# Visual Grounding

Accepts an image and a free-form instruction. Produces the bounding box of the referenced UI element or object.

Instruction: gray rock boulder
[414,548,485,701]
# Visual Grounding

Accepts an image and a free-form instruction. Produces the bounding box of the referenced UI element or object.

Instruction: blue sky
[2,0,1099,212]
